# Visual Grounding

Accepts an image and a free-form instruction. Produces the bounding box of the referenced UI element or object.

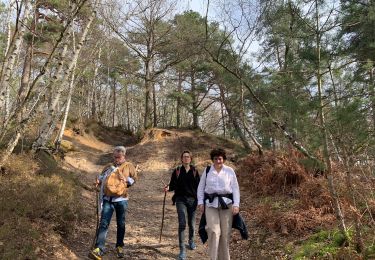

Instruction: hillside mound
[128,128,245,172]
[140,128,178,143]
[69,120,138,147]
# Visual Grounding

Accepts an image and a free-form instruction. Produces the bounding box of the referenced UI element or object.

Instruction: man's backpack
[104,162,134,197]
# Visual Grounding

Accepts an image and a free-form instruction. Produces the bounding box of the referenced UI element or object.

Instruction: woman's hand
[232,206,239,215]
[198,204,204,213]
[163,185,169,192]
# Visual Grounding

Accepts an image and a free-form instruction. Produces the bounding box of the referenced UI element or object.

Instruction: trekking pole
[159,180,167,243]
[91,182,101,249]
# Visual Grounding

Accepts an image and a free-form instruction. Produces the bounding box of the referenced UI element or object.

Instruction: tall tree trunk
[8,6,38,125]
[0,0,18,120]
[176,71,183,128]
[125,84,130,131]
[342,153,364,253]
[28,38,69,148]
[152,57,157,127]
[112,79,116,127]
[4,0,15,57]
[191,70,199,129]
[370,68,375,131]
[97,84,103,122]
[240,83,245,136]
[153,81,157,127]
[218,84,252,152]
[328,63,339,108]
[16,43,33,114]
[2,0,14,121]
[0,89,44,167]
[129,84,134,130]
[242,120,263,155]
[32,2,96,150]
[220,101,226,137]
[2,0,16,119]
[91,88,97,120]
[144,59,152,129]
[55,64,77,150]
[315,0,348,242]
[0,0,31,122]
[91,48,101,120]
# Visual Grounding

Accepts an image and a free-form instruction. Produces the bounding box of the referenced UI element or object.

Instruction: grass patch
[293,228,362,259]
[0,217,40,259]
[294,230,341,259]
[364,244,375,259]
[0,153,83,259]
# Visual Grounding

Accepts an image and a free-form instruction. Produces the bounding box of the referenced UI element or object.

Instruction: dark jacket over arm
[199,212,248,244]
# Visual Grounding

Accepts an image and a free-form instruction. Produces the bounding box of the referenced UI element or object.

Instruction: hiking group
[89,147,247,260]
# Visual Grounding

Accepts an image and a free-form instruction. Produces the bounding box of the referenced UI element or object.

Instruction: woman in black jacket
[164,150,200,260]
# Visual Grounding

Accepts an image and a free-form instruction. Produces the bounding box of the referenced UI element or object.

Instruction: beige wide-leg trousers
[205,205,233,260]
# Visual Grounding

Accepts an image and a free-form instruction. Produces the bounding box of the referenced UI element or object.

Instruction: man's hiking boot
[188,240,196,250]
[116,246,125,258]
[89,248,102,260]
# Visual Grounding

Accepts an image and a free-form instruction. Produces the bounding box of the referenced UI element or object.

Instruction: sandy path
[63,136,209,259]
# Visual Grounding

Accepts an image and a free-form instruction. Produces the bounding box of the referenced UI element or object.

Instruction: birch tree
[0,0,31,124]
[0,0,89,166]
[32,1,97,151]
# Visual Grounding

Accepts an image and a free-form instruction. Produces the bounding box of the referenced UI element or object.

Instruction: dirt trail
[62,131,209,259]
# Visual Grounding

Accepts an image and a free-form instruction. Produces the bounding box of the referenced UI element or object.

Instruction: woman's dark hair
[181,150,192,159]
[210,148,227,161]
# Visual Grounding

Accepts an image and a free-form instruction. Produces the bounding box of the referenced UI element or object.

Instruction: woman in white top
[197,148,240,260]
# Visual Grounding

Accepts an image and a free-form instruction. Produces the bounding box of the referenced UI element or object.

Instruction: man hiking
[164,150,200,260]
[90,146,137,259]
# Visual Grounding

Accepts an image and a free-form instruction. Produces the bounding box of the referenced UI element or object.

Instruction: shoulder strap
[204,165,211,188]
[205,165,211,177]
[176,165,181,178]
[101,163,114,174]
[203,165,211,207]
[191,164,197,177]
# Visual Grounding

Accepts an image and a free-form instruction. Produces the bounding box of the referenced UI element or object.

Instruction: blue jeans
[95,199,128,250]
[176,197,197,251]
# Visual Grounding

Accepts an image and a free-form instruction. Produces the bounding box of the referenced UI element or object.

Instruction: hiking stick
[159,187,167,243]
[91,185,101,249]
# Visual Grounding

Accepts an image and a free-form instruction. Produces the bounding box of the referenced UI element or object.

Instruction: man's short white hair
[114,146,126,155]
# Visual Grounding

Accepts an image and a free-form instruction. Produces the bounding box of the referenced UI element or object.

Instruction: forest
[0,0,374,259]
